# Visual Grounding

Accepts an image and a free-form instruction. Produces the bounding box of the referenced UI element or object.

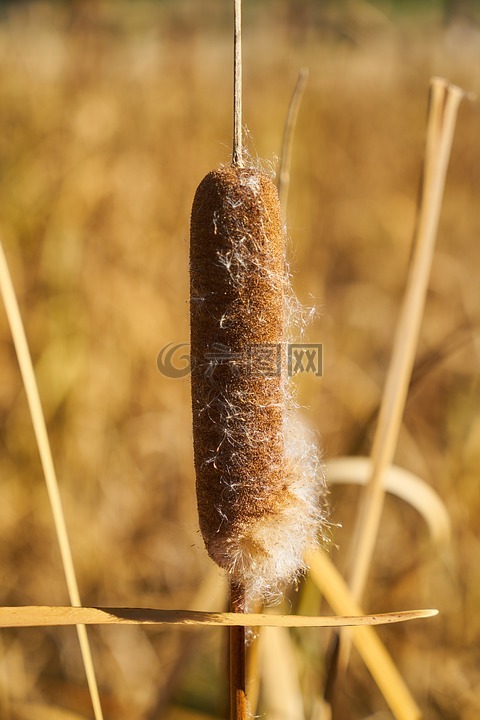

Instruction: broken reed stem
[230,582,247,720]
[324,77,466,707]
[233,0,243,167]
[347,77,465,604]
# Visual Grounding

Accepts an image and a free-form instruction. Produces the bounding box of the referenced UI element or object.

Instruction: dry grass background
[0,1,479,718]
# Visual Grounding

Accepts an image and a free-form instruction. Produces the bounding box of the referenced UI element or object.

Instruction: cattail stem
[233,0,243,167]
[230,2,246,708]
[191,0,324,712]
[229,582,247,720]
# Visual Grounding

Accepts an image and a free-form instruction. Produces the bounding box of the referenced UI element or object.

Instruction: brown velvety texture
[190,165,288,572]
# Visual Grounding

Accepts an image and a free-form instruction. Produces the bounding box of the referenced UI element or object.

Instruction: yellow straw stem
[0,240,104,720]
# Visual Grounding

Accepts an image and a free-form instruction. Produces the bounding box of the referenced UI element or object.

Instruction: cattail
[190,163,326,604]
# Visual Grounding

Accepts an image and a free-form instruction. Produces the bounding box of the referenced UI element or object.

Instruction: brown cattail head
[190,164,326,603]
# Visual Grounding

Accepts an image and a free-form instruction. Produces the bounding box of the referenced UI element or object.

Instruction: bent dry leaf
[327,456,451,547]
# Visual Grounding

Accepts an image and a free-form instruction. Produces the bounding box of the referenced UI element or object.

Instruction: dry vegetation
[0,1,479,719]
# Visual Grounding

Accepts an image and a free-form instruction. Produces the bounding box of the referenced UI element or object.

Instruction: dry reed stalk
[0,239,104,720]
[307,550,428,720]
[345,77,465,604]
[259,623,305,720]
[324,77,467,712]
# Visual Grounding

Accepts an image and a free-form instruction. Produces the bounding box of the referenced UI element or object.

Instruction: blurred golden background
[0,1,479,718]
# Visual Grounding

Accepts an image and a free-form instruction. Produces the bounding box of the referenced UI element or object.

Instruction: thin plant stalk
[230,0,246,716]
[232,0,243,167]
[245,613,261,716]
[278,66,309,218]
[0,240,104,720]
